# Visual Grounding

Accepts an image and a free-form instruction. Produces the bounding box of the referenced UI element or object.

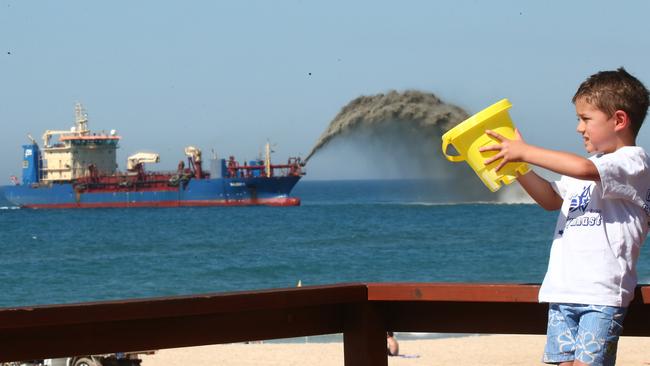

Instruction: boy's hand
[479,129,528,172]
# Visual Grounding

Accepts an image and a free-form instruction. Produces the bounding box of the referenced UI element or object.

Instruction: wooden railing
[2,283,650,365]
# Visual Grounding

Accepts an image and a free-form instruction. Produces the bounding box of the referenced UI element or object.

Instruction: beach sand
[140,335,650,365]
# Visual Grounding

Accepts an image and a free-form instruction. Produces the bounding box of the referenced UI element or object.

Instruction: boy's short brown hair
[573,67,650,136]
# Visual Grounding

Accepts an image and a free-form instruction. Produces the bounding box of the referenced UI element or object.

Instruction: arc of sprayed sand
[304,90,469,163]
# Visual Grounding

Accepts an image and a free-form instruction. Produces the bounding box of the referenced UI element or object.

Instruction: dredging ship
[3,103,304,208]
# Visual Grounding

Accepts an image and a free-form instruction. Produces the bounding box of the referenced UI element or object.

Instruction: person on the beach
[480,67,650,366]
[387,331,399,356]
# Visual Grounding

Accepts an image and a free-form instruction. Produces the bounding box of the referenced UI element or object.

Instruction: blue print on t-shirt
[569,186,591,213]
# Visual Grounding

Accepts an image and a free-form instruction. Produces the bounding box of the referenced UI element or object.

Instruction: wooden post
[343,302,387,366]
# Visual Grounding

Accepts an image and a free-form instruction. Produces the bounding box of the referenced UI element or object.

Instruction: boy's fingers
[484,152,504,165]
[485,129,506,141]
[479,145,501,152]
[495,160,506,172]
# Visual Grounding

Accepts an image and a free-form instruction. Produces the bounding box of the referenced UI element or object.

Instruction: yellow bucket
[441,99,530,192]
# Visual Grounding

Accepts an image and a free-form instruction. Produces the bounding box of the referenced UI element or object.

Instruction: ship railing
[2,283,650,365]
[227,164,301,178]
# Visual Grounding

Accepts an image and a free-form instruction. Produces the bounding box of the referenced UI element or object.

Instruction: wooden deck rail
[2,283,650,365]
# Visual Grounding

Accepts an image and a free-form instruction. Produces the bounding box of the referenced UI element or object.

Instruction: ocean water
[2,179,650,309]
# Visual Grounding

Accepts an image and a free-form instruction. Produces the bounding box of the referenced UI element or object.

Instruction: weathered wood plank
[367,283,540,302]
[0,283,367,330]
[368,283,650,336]
[1,304,348,361]
[0,284,367,361]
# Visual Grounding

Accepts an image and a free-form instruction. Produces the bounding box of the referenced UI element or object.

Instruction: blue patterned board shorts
[543,303,627,365]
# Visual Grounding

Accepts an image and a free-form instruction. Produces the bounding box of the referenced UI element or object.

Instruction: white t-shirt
[538,146,650,307]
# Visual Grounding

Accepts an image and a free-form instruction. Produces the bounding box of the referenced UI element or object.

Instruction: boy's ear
[613,110,631,132]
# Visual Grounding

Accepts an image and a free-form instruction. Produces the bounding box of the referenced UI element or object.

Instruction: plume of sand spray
[303,90,529,203]
[303,89,514,202]
[304,90,469,163]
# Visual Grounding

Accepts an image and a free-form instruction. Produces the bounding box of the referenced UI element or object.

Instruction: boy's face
[575,98,618,154]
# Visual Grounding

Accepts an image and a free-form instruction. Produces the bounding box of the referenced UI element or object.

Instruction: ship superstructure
[39,104,120,182]
[4,103,304,208]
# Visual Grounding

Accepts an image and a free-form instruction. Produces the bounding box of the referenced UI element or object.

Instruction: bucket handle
[442,138,465,162]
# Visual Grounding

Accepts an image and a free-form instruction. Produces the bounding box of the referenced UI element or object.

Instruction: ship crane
[184,146,204,179]
[27,134,37,145]
[127,152,160,171]
[42,129,77,147]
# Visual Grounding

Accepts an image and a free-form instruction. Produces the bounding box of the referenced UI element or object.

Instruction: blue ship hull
[3,176,301,208]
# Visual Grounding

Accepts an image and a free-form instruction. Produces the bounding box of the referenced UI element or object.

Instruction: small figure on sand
[387,331,399,356]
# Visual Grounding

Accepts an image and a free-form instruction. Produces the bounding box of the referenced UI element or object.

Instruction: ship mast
[74,102,90,135]
[265,141,271,177]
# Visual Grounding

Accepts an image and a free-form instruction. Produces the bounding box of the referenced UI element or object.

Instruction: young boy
[480,68,650,366]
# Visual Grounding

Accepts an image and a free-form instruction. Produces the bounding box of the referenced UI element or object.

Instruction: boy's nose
[576,121,586,134]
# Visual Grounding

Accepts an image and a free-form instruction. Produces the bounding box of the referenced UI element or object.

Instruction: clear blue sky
[1,1,649,180]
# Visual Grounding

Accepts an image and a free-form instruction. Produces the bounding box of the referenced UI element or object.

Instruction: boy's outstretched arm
[480,129,600,180]
[479,129,600,210]
[516,170,563,210]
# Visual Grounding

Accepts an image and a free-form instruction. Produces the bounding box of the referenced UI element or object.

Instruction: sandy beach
[140,335,650,366]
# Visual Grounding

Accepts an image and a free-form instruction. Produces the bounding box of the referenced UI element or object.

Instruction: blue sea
[2,180,650,310]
